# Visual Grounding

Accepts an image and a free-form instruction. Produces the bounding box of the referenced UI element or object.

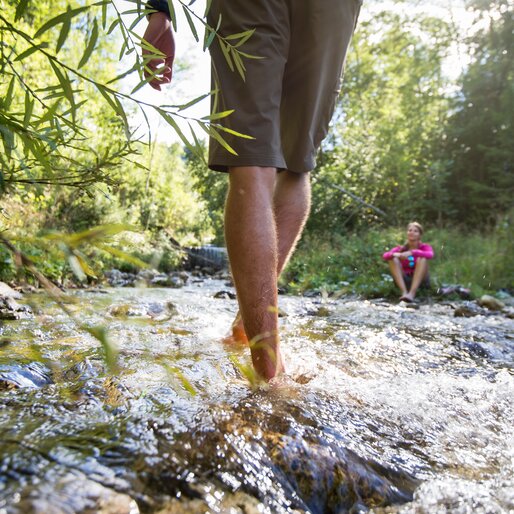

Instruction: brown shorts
[207,0,361,173]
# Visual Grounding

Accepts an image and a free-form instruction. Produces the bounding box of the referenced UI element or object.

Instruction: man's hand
[142,12,175,91]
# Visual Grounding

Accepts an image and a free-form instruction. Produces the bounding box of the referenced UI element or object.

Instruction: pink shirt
[382,243,434,275]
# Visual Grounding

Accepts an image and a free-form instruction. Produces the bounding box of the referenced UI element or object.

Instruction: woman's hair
[407,221,424,235]
[400,221,424,251]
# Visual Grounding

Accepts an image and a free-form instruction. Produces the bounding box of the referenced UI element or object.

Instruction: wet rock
[150,274,176,287]
[0,281,22,299]
[137,268,159,282]
[454,301,489,318]
[156,491,267,514]
[104,269,137,287]
[108,304,146,317]
[0,296,33,320]
[504,306,514,319]
[303,289,322,298]
[15,473,138,514]
[307,306,331,317]
[496,289,514,307]
[478,295,505,311]
[213,290,237,300]
[147,301,178,319]
[0,362,52,390]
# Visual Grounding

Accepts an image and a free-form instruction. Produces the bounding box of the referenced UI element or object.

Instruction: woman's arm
[412,244,434,260]
[383,246,403,260]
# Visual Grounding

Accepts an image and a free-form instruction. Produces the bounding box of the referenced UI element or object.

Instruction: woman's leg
[403,258,428,301]
[389,258,408,297]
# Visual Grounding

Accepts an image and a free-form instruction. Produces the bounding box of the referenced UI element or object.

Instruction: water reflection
[0,280,512,513]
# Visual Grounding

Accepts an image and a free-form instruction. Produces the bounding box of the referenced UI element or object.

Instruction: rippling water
[0,279,513,513]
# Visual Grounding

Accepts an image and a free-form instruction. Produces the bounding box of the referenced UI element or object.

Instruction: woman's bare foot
[400,292,415,302]
[222,315,249,345]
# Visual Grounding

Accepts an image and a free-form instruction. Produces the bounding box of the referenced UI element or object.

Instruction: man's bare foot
[222,315,249,345]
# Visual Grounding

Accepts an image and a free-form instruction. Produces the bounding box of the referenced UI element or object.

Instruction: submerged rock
[0,362,52,390]
[14,473,138,514]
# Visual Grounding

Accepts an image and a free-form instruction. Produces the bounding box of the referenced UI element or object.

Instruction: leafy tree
[444,0,514,225]
[309,11,455,235]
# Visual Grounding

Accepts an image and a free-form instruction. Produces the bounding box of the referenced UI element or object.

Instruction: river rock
[14,473,138,514]
[104,269,137,287]
[0,362,52,390]
[0,281,22,299]
[454,301,488,318]
[478,295,505,311]
[0,296,33,320]
[156,491,268,514]
[213,290,237,300]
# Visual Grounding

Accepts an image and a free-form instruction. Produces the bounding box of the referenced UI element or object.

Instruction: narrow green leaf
[237,51,265,60]
[188,122,206,161]
[49,60,75,112]
[213,124,255,140]
[56,17,71,53]
[158,110,195,153]
[129,12,148,31]
[3,76,15,110]
[182,6,198,42]
[23,91,34,128]
[95,243,149,269]
[95,84,119,113]
[204,0,212,17]
[102,1,108,29]
[203,28,216,50]
[107,18,120,35]
[35,99,63,127]
[78,18,99,68]
[85,325,118,373]
[198,121,237,155]
[106,63,139,85]
[163,364,197,396]
[34,6,89,39]
[218,39,234,72]
[68,254,87,281]
[14,44,44,62]
[232,51,246,81]
[215,13,222,31]
[166,0,177,31]
[224,29,254,42]
[177,91,211,111]
[119,40,127,61]
[0,126,15,159]
[202,109,234,121]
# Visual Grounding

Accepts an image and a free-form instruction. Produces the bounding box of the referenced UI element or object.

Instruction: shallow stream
[0,279,513,513]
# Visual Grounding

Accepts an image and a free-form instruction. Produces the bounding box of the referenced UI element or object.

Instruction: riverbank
[283,226,514,298]
[0,278,513,513]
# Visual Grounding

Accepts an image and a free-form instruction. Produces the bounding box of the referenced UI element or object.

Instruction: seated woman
[382,222,434,302]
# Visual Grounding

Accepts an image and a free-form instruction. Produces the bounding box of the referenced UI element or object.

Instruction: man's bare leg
[226,170,311,346]
[224,166,284,380]
[274,170,311,274]
[402,258,428,302]
[389,258,408,297]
